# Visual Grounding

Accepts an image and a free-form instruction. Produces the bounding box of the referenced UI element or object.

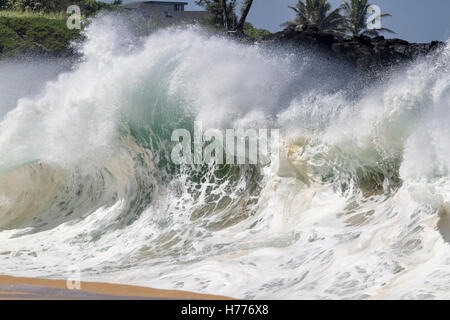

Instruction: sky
[118,0,450,43]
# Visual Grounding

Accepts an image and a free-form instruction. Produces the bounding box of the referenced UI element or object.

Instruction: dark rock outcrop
[263,25,445,72]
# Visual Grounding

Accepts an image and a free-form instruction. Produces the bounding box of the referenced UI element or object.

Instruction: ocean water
[0,15,450,299]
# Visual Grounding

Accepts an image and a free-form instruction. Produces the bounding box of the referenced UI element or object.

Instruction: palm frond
[283,0,345,33]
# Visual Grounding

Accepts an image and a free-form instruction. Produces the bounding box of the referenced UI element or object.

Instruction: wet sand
[0,275,232,300]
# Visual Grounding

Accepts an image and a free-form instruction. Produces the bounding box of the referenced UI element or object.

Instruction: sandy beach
[0,275,232,300]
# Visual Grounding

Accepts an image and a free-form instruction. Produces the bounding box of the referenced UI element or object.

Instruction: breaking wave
[1,15,450,299]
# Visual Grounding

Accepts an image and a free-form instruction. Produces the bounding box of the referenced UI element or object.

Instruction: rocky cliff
[263,25,444,71]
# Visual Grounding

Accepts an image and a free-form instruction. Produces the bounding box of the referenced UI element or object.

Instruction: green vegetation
[0,0,61,12]
[195,0,238,31]
[75,0,121,17]
[0,12,81,57]
[0,0,121,15]
[0,1,123,57]
[283,0,345,34]
[243,23,271,40]
[0,9,65,20]
[195,0,259,36]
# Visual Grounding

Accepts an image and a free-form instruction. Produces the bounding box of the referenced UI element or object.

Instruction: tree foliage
[283,0,345,34]
[243,22,270,40]
[195,0,237,30]
[283,0,394,37]
[0,13,81,57]
[195,0,254,34]
[0,0,121,16]
[0,0,56,11]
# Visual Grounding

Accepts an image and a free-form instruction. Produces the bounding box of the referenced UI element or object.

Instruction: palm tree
[340,0,394,36]
[196,0,254,34]
[236,0,254,34]
[283,0,345,34]
[196,0,238,31]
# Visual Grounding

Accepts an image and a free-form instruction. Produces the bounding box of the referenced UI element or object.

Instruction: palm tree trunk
[221,0,229,31]
[236,0,254,34]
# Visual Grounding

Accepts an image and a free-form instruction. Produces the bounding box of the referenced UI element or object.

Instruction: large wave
[0,15,450,299]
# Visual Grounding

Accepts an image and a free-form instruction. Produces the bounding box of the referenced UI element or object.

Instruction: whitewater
[0,15,450,299]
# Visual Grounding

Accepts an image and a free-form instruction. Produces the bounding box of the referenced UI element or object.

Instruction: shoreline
[0,275,233,300]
